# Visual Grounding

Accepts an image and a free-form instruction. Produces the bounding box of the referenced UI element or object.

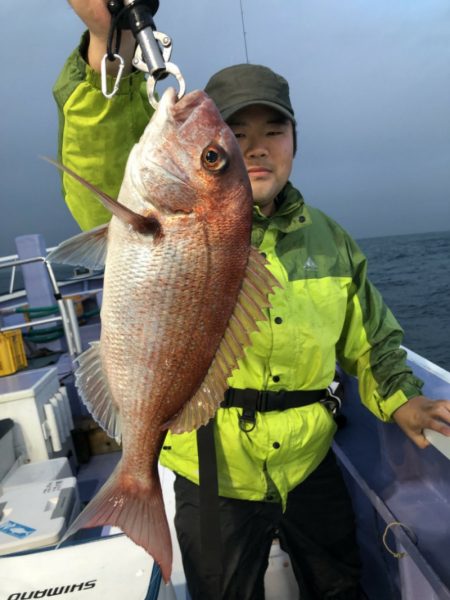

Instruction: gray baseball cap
[204,63,296,124]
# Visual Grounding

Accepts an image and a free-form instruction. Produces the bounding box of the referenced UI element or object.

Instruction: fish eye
[201,144,229,173]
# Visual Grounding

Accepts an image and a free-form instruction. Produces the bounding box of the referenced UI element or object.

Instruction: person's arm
[53,0,154,230]
[336,234,450,448]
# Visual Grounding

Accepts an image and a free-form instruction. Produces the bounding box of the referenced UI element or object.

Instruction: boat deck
[1,239,450,599]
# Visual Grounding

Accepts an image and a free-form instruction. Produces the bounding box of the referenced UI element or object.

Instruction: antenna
[239,0,249,63]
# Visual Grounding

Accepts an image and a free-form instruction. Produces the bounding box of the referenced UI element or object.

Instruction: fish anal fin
[168,247,282,434]
[74,341,122,443]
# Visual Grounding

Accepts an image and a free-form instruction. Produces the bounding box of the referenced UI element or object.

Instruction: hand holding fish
[68,0,135,73]
[392,395,450,448]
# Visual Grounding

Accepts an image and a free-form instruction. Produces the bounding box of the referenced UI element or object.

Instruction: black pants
[174,450,362,600]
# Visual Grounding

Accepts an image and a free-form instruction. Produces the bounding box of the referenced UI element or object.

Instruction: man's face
[227,104,294,216]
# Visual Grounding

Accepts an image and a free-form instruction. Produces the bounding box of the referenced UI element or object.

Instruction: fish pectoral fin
[47,225,109,270]
[166,247,282,434]
[42,157,162,237]
[74,341,122,443]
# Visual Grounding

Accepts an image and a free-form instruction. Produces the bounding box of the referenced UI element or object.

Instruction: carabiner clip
[146,62,186,109]
[238,408,256,433]
[101,53,126,99]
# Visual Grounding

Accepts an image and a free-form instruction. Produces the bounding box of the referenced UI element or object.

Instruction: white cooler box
[2,457,73,490]
[0,476,80,555]
[0,419,15,481]
[0,367,75,462]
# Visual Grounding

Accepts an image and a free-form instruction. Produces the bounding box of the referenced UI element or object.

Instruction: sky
[0,0,449,256]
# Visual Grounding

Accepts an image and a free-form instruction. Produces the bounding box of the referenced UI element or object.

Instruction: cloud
[0,0,448,256]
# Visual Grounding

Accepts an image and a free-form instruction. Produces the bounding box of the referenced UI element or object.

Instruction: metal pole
[0,316,63,333]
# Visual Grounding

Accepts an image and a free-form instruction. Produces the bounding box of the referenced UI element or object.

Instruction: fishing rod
[102,0,185,107]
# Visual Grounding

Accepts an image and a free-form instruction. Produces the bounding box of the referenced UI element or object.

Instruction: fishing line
[239,0,249,63]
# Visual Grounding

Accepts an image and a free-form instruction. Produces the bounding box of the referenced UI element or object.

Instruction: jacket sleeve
[336,233,423,421]
[52,32,154,230]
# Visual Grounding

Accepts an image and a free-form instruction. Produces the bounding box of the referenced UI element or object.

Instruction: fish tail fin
[58,462,172,582]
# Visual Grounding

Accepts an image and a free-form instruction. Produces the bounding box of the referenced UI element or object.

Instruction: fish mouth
[130,88,224,216]
[157,87,212,129]
[128,88,196,214]
[170,89,210,123]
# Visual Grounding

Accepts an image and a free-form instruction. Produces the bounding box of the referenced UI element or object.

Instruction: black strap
[196,420,223,597]
[195,387,326,595]
[222,387,326,412]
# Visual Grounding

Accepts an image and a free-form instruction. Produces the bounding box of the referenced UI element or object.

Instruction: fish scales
[103,221,248,416]
[48,88,280,581]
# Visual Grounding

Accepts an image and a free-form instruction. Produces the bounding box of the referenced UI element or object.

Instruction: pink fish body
[48,88,279,581]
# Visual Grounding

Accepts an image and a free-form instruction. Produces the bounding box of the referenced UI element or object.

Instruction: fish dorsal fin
[42,157,162,237]
[47,225,109,270]
[74,341,122,443]
[167,248,281,434]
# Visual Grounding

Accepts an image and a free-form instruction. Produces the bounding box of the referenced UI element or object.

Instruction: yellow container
[0,330,28,376]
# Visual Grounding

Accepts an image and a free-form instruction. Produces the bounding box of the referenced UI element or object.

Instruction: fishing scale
[102,0,185,107]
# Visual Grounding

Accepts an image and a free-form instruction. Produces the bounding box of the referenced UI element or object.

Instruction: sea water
[358,230,450,372]
[1,230,449,371]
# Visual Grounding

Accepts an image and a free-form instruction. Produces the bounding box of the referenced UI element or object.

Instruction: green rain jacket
[54,39,424,508]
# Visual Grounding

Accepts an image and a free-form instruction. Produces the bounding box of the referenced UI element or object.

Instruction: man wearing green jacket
[54,2,450,599]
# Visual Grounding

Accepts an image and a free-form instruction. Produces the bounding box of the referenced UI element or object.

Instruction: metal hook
[146,62,186,109]
[101,53,126,99]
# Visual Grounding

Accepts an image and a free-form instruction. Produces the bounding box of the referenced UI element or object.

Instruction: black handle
[106,0,160,31]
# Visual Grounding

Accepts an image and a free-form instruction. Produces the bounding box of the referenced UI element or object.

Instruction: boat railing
[0,252,21,296]
[404,346,450,461]
[0,250,104,300]
[0,255,82,358]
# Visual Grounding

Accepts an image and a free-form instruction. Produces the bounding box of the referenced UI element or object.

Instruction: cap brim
[221,100,296,125]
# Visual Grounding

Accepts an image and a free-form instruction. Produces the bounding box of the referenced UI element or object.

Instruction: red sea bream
[47,88,279,581]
